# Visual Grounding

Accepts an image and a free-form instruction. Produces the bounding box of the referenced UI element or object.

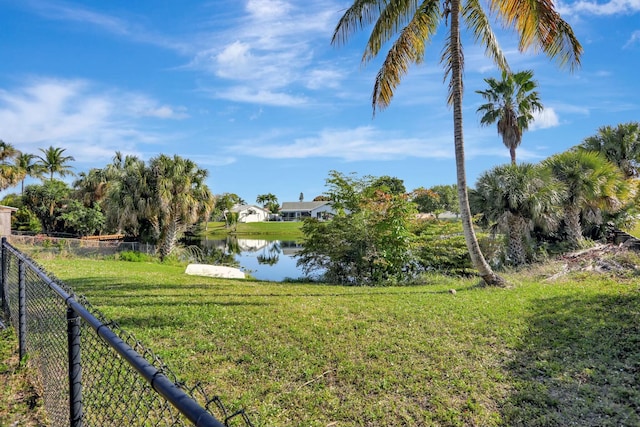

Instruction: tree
[299,192,304,202]
[0,140,22,192]
[23,180,71,233]
[37,146,75,180]
[579,122,640,179]
[476,70,543,164]
[332,0,581,286]
[214,193,244,225]
[73,168,109,207]
[256,193,279,212]
[470,163,564,265]
[15,153,44,196]
[60,200,105,236]
[412,187,441,214]
[148,154,214,259]
[543,150,627,248]
[298,171,417,285]
[369,175,406,195]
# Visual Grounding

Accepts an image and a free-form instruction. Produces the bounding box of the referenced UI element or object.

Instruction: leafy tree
[332,0,581,286]
[37,146,75,180]
[13,207,41,232]
[60,200,105,236]
[299,192,304,202]
[369,175,406,195]
[23,180,71,232]
[313,195,331,201]
[298,172,417,285]
[412,187,441,214]
[73,168,108,207]
[476,70,543,164]
[431,185,459,216]
[543,150,627,248]
[470,163,564,265]
[579,122,640,179]
[214,193,244,224]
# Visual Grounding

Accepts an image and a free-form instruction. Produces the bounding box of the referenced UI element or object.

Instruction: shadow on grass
[503,291,640,426]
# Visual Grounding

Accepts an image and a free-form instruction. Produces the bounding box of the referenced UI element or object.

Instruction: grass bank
[205,221,304,241]
[26,256,640,426]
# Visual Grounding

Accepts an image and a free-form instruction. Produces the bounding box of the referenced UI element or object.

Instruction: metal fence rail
[0,238,253,427]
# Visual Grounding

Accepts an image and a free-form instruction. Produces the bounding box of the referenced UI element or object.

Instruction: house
[0,205,18,237]
[280,201,335,221]
[229,204,270,223]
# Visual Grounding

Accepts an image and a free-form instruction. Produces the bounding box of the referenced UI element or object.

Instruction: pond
[197,237,317,282]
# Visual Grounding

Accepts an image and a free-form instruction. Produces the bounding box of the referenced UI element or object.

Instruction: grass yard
[25,257,640,426]
[205,221,304,240]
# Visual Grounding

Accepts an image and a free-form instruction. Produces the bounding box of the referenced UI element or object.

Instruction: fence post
[0,237,8,321]
[18,259,26,360]
[67,306,83,427]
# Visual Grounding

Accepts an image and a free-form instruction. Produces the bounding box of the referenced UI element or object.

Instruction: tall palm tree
[15,153,44,196]
[543,150,626,248]
[580,122,640,179]
[73,168,108,207]
[471,163,564,265]
[332,0,581,286]
[37,146,75,180]
[476,70,543,164]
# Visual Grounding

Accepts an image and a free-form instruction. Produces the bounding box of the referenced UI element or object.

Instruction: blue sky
[1,0,639,204]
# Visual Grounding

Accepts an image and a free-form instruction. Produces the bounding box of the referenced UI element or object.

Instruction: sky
[1,0,639,204]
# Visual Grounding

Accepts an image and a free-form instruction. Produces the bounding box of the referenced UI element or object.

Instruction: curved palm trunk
[450,2,505,286]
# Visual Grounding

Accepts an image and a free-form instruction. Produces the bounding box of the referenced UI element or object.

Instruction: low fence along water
[0,238,253,427]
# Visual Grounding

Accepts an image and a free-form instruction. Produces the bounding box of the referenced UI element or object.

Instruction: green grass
[23,257,640,426]
[205,221,304,240]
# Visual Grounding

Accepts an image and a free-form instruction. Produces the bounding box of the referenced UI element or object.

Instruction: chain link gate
[0,238,254,427]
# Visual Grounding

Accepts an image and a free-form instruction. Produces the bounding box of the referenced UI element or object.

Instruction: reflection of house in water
[237,239,269,252]
[280,240,304,256]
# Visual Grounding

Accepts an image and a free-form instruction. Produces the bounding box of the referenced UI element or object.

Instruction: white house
[0,205,18,237]
[280,201,335,221]
[229,204,270,223]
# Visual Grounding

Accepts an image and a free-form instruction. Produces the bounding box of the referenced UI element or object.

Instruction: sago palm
[332,0,581,286]
[476,70,543,164]
[471,163,564,265]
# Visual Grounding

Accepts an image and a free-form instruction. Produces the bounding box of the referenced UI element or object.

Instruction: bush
[117,251,154,263]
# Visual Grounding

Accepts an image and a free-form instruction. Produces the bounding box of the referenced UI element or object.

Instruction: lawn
[205,221,304,241]
[21,256,640,427]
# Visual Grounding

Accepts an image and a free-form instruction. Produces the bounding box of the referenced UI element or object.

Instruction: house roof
[229,204,270,214]
[280,201,331,212]
[0,205,18,212]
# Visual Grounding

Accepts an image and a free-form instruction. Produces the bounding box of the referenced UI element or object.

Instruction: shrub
[117,251,154,263]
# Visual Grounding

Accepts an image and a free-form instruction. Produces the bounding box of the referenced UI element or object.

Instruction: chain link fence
[0,238,254,427]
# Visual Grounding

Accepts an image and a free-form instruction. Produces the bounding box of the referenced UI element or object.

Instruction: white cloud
[0,78,184,162]
[558,0,640,15]
[530,108,560,130]
[213,87,308,106]
[624,30,640,48]
[229,126,453,161]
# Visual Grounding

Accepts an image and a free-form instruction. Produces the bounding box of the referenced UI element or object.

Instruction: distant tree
[431,185,459,216]
[256,193,279,212]
[412,187,441,214]
[0,141,22,191]
[369,176,406,195]
[476,70,543,164]
[37,146,75,180]
[313,195,331,201]
[214,193,244,225]
[15,153,44,196]
[74,168,109,207]
[61,200,105,236]
[579,122,640,178]
[299,192,304,202]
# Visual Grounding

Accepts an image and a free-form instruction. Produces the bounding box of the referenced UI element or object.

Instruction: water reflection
[197,237,310,281]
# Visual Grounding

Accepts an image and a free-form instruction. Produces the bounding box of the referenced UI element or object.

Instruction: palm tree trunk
[565,206,583,248]
[507,213,528,265]
[450,2,506,286]
[510,146,517,165]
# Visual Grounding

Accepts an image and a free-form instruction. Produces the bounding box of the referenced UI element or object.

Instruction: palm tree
[580,122,640,179]
[0,140,23,191]
[476,70,543,164]
[471,163,564,265]
[332,0,581,286]
[73,168,108,207]
[37,146,75,180]
[543,150,626,248]
[148,154,214,259]
[15,153,44,196]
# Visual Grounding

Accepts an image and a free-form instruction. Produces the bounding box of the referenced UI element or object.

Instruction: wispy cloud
[624,30,640,47]
[558,0,640,16]
[0,78,184,162]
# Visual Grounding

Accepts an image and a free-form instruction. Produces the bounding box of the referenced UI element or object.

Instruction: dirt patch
[545,243,640,281]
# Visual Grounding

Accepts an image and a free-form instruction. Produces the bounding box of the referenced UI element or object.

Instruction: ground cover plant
[17,255,639,426]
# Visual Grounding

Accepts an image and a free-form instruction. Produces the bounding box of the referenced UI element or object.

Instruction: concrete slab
[185,264,245,279]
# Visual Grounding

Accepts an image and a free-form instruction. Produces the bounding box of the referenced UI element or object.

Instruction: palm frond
[463,0,509,73]
[332,0,386,46]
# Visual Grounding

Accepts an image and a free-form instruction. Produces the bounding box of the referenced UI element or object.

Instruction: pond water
[197,238,316,282]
